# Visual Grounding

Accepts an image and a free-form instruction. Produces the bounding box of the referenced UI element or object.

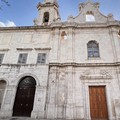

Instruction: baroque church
[0,0,120,119]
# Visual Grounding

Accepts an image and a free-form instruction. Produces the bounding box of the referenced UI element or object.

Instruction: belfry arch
[43,12,49,25]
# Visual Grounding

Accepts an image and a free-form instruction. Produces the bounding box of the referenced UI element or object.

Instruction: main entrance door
[13,76,36,117]
[89,86,108,120]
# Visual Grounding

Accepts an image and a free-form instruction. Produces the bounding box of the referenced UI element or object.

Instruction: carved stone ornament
[80,69,112,80]
[50,67,58,73]
[58,68,66,81]
[56,92,65,105]
[49,72,56,85]
[59,72,66,81]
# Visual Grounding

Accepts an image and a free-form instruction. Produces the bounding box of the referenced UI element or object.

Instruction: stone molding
[34,48,51,51]
[80,69,112,80]
[16,48,33,51]
[0,21,119,31]
[0,49,9,52]
[49,62,120,67]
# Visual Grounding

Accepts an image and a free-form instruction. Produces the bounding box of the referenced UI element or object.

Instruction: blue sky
[0,0,120,26]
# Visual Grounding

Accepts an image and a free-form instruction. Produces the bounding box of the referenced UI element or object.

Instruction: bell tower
[45,0,57,4]
[34,0,60,26]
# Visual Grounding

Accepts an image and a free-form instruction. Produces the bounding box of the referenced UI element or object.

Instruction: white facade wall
[0,0,120,119]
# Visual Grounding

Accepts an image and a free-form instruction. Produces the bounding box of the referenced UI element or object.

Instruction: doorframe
[12,76,37,117]
[0,80,7,109]
[83,83,113,120]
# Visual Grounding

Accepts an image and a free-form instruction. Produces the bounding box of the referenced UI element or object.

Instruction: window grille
[87,41,100,58]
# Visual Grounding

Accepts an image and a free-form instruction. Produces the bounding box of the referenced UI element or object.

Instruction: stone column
[31,86,47,119]
[0,85,17,118]
[50,29,60,63]
[112,29,120,62]
[46,67,57,119]
[66,66,74,119]
[115,99,120,120]
[74,69,84,119]
[67,28,74,62]
[109,27,120,62]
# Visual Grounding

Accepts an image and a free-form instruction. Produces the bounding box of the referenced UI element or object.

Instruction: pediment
[68,1,114,23]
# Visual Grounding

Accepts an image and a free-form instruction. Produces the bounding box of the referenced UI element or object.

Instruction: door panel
[89,86,108,120]
[13,87,35,117]
[13,76,36,117]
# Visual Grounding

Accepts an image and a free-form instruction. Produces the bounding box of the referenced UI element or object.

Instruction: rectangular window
[0,54,4,64]
[18,53,28,64]
[37,53,46,64]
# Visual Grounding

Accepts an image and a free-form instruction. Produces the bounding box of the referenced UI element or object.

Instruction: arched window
[87,41,100,58]
[86,11,95,22]
[43,12,49,25]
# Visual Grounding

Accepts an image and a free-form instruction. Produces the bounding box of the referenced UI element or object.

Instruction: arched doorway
[13,76,36,117]
[0,80,6,109]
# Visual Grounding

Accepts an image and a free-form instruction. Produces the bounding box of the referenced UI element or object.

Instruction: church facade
[0,0,120,119]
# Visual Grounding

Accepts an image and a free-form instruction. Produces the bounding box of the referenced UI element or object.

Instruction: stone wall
[45,65,120,119]
[0,64,49,118]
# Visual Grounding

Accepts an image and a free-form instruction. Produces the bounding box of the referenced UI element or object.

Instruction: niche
[61,31,67,40]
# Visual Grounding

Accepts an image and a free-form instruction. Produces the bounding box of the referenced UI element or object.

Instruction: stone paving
[0,118,45,120]
[0,118,64,120]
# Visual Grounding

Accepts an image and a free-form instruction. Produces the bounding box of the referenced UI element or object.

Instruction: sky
[0,0,120,27]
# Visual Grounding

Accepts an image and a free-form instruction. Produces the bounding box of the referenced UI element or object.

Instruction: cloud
[0,20,16,27]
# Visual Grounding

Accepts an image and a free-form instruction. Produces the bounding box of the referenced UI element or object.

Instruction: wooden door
[13,77,36,117]
[89,86,108,120]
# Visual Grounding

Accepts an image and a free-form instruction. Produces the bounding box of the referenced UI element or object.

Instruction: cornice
[16,48,33,51]
[37,2,59,10]
[0,49,9,52]
[0,26,51,31]
[34,48,51,51]
[0,62,120,68]
[49,62,120,67]
[50,21,120,29]
[0,21,120,32]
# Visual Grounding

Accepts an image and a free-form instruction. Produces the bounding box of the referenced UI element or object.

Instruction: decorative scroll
[81,69,112,80]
